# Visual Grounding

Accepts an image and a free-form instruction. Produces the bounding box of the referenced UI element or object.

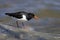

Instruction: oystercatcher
[5,11,39,28]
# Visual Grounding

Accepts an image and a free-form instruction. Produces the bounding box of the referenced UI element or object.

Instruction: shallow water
[0,0,60,14]
[0,0,60,40]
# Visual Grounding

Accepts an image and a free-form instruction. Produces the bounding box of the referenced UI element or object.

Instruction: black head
[26,13,39,20]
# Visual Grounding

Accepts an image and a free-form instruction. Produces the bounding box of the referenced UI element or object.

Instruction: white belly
[11,15,28,22]
[11,17,27,22]
[17,18,27,22]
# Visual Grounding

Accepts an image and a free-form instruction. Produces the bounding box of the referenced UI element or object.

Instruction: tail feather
[5,13,9,15]
[5,13,13,16]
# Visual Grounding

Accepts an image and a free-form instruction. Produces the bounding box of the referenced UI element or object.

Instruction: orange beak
[34,15,39,20]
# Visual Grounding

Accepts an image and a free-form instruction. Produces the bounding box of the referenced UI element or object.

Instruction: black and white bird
[5,11,39,28]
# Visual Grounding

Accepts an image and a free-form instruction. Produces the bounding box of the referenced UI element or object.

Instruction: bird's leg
[22,22,29,31]
[22,22,24,26]
[22,22,25,28]
[16,21,19,28]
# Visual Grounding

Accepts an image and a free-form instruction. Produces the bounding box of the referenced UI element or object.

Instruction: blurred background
[0,0,60,40]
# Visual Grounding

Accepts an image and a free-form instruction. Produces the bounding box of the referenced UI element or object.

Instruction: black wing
[5,12,22,19]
